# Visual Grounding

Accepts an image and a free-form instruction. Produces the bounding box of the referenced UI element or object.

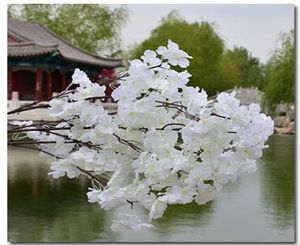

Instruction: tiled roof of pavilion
[8,42,59,57]
[8,19,123,68]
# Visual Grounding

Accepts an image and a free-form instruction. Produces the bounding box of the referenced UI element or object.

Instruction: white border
[2,1,298,245]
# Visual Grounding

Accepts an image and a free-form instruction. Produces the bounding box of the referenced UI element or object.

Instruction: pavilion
[8,18,123,101]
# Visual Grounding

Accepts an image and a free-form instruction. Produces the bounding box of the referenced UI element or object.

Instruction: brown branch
[155,100,198,120]
[8,119,66,130]
[155,100,187,109]
[210,113,231,119]
[8,127,71,133]
[9,144,62,159]
[8,104,50,115]
[48,131,103,151]
[156,123,185,130]
[112,133,142,152]
[9,123,102,150]
[95,72,128,86]
[8,140,59,145]
[9,131,103,151]
[155,100,232,121]
[84,96,113,102]
[75,166,108,187]
[10,144,108,186]
[7,90,74,115]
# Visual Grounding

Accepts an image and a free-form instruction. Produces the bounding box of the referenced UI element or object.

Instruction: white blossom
[86,188,102,203]
[157,39,192,68]
[18,41,274,231]
[141,50,161,67]
[149,198,168,220]
[71,68,91,87]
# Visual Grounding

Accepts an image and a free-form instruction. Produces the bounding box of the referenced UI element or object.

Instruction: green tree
[130,11,224,96]
[220,47,264,90]
[8,4,128,57]
[263,30,295,112]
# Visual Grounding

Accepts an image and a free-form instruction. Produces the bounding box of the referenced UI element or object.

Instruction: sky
[109,4,294,63]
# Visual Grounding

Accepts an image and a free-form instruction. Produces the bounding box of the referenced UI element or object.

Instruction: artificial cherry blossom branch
[7,40,274,231]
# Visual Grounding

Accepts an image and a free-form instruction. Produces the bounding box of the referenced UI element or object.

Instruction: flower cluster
[13,40,274,231]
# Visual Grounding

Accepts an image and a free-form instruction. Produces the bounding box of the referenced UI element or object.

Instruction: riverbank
[275,121,295,135]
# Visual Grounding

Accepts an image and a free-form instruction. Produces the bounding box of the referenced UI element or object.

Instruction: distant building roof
[8,18,123,68]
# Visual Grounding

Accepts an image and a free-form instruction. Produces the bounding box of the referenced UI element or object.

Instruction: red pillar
[62,72,67,90]
[47,71,53,99]
[35,68,42,100]
[8,67,13,100]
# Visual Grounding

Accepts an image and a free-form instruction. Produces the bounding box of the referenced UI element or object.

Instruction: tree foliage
[131,11,266,96]
[220,47,264,91]
[263,30,295,111]
[8,4,128,57]
[130,11,225,96]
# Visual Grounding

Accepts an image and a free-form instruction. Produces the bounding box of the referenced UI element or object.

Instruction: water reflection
[8,147,113,242]
[8,135,295,242]
[151,202,214,242]
[154,201,213,232]
[260,135,294,229]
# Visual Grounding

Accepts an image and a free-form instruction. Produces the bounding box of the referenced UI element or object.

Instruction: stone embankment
[274,112,295,135]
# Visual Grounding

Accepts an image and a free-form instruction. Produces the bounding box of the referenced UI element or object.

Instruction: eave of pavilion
[8,52,104,76]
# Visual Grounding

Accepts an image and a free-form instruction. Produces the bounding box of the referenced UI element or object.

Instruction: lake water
[8,135,295,242]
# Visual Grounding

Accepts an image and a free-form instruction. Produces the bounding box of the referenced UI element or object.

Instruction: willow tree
[263,30,295,112]
[8,4,128,57]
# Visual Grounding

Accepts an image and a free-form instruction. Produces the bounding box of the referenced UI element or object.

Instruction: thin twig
[156,123,185,130]
[75,166,108,186]
[8,90,74,115]
[8,127,71,133]
[9,144,108,186]
[112,133,142,152]
[8,104,50,115]
[9,144,62,159]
